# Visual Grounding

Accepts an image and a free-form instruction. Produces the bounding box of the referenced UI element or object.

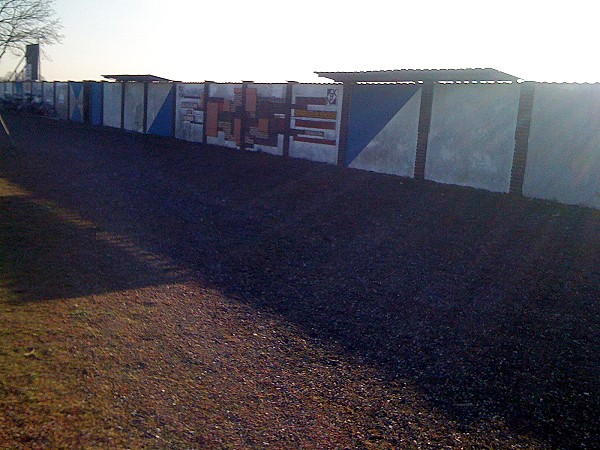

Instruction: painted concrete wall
[54,82,69,120]
[90,83,103,126]
[426,83,520,193]
[175,83,204,143]
[206,83,241,149]
[32,82,43,97]
[146,83,174,137]
[69,82,85,123]
[103,82,122,129]
[14,82,23,97]
[523,84,600,208]
[347,84,421,176]
[42,82,54,106]
[246,83,287,156]
[123,82,145,133]
[289,84,343,164]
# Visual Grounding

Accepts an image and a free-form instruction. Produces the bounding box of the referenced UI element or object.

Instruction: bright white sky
[0,0,599,83]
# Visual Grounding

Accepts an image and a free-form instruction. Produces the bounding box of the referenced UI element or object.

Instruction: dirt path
[1,115,599,449]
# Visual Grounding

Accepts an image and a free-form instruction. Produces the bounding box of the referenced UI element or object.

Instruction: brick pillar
[202,82,212,144]
[239,81,252,151]
[83,81,92,124]
[414,81,434,180]
[142,82,149,133]
[337,81,354,167]
[120,82,125,130]
[510,82,536,195]
[283,81,296,158]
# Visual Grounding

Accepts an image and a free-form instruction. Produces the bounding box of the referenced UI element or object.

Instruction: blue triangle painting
[346,84,420,166]
[71,83,83,98]
[148,87,174,137]
[71,105,83,122]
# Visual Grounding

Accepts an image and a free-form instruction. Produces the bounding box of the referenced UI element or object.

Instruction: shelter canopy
[315,68,519,83]
[101,74,175,82]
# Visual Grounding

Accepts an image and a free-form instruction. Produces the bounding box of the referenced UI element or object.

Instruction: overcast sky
[1,0,598,83]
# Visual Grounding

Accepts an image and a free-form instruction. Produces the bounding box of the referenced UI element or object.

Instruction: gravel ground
[0,114,599,449]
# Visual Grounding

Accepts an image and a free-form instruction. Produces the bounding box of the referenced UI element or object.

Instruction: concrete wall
[426,83,520,193]
[90,82,103,126]
[206,83,241,149]
[69,82,85,123]
[42,82,54,106]
[123,82,145,133]
[347,84,421,176]
[523,84,600,208]
[54,82,69,120]
[246,83,287,156]
[289,84,343,164]
[103,82,122,129]
[175,83,204,143]
[28,80,600,210]
[147,83,174,137]
[14,82,22,97]
[32,82,43,97]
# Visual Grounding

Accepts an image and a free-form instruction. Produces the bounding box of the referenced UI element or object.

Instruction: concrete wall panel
[32,82,43,97]
[175,83,204,142]
[54,82,69,120]
[206,84,241,149]
[2,82,12,96]
[523,84,600,208]
[425,83,520,193]
[123,82,145,133]
[103,83,122,128]
[90,83,103,126]
[246,83,287,156]
[69,82,84,122]
[289,84,343,164]
[347,84,421,176]
[42,82,54,106]
[147,83,174,137]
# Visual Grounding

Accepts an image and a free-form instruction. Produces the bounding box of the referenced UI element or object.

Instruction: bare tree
[0,0,62,61]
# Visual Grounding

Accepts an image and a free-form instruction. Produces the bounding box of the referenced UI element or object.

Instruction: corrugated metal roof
[102,74,174,82]
[315,68,519,83]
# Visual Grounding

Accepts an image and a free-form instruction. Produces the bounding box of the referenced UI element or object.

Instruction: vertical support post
[283,81,296,158]
[67,81,71,121]
[509,81,536,195]
[414,81,434,180]
[83,82,91,124]
[239,81,251,151]
[100,81,105,126]
[202,82,211,144]
[143,81,149,133]
[120,82,125,130]
[337,82,354,166]
[171,82,178,138]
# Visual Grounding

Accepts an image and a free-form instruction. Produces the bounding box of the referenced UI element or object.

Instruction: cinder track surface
[0,115,598,449]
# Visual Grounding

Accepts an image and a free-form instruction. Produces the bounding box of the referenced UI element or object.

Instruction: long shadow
[0,187,181,304]
[2,115,599,447]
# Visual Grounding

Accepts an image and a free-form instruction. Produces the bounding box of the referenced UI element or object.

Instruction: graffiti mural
[175,83,204,142]
[244,84,288,155]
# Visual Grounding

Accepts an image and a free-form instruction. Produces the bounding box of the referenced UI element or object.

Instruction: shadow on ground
[0,189,181,304]
[1,115,599,447]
